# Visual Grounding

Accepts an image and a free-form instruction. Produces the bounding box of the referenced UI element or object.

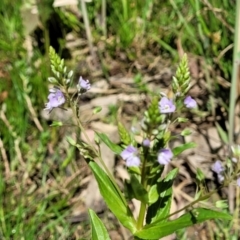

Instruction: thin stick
[228,0,240,213]
[80,0,96,64]
[101,0,106,37]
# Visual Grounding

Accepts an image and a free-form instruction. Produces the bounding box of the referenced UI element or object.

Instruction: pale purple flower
[78,76,91,91]
[159,97,176,113]
[121,145,140,167]
[211,160,224,175]
[211,160,225,182]
[237,178,240,187]
[184,96,197,108]
[217,174,224,182]
[157,149,173,165]
[45,88,65,111]
[143,139,150,147]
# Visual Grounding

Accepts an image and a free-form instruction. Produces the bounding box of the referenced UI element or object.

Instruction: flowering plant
[45,47,231,239]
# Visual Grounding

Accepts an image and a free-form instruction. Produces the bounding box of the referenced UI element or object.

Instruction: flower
[78,76,91,91]
[143,139,150,147]
[237,178,240,187]
[184,96,197,108]
[211,160,224,174]
[157,149,173,165]
[120,145,140,167]
[45,88,65,111]
[211,160,225,182]
[217,174,224,182]
[159,97,176,113]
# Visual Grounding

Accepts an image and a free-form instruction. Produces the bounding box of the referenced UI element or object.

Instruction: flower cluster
[45,76,91,112]
[159,96,197,114]
[121,144,173,167]
[211,159,240,187]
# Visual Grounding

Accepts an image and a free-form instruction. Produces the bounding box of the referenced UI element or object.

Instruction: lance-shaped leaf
[146,168,178,224]
[124,174,148,204]
[95,132,122,154]
[135,208,232,239]
[89,162,137,233]
[89,209,110,240]
[172,142,196,156]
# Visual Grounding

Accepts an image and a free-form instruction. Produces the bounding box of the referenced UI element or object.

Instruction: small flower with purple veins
[158,149,173,165]
[159,97,176,113]
[45,88,65,112]
[78,76,91,91]
[184,96,197,108]
[121,145,140,167]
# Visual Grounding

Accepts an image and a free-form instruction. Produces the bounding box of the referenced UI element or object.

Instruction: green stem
[228,1,240,213]
[101,0,106,37]
[137,202,146,230]
[65,89,127,204]
[137,150,148,229]
[228,0,240,146]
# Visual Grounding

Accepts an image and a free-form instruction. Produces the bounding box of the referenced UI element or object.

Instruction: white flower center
[164,104,170,110]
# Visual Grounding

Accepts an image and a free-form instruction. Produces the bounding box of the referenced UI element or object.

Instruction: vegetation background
[0,0,238,239]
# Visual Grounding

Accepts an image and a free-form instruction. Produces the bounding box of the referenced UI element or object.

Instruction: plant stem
[137,151,148,229]
[137,202,146,230]
[65,89,127,204]
[79,0,96,64]
[228,0,240,146]
[228,0,240,213]
[101,0,106,37]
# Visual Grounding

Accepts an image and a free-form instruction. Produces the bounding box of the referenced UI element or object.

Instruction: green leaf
[95,132,122,154]
[135,208,232,239]
[180,128,192,136]
[93,106,102,114]
[172,142,196,156]
[66,136,77,146]
[89,209,111,240]
[126,175,148,203]
[50,121,63,127]
[118,122,131,145]
[215,122,228,144]
[196,168,205,182]
[148,185,158,205]
[89,162,137,233]
[146,168,178,224]
[177,117,189,123]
